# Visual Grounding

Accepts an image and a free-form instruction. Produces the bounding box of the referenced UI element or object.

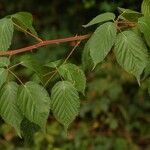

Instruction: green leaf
[0,68,8,88]
[82,43,94,71]
[114,31,148,82]
[138,16,150,47]
[17,81,50,131]
[88,22,117,67]
[58,63,86,94]
[114,138,128,150]
[118,7,143,22]
[143,57,150,79]
[20,56,44,84]
[0,18,14,51]
[11,12,37,35]
[45,59,63,68]
[51,81,80,130]
[0,82,23,136]
[20,55,43,76]
[83,12,115,28]
[141,0,150,17]
[20,118,40,145]
[0,57,10,67]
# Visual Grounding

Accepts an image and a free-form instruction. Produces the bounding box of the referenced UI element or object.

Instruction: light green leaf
[0,82,23,136]
[82,43,94,71]
[141,0,150,17]
[0,57,10,67]
[0,18,14,51]
[114,31,148,82]
[83,12,115,28]
[58,63,86,94]
[0,68,8,88]
[51,81,80,130]
[12,12,37,35]
[17,81,50,131]
[118,7,143,21]
[88,22,117,67]
[138,16,150,47]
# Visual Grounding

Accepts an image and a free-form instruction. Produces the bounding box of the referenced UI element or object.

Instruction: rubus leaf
[17,81,50,131]
[58,63,86,94]
[0,82,23,136]
[0,68,8,88]
[114,31,148,82]
[138,16,150,47]
[118,7,143,22]
[0,57,10,67]
[82,43,94,71]
[51,81,80,130]
[0,18,14,51]
[143,58,150,79]
[83,12,115,28]
[20,55,43,76]
[11,12,37,35]
[141,0,150,17]
[87,22,117,67]
[45,59,63,68]
[20,56,44,84]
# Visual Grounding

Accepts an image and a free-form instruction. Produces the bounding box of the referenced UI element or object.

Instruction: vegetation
[0,0,149,149]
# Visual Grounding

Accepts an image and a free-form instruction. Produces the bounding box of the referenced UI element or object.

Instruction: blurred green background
[0,0,150,150]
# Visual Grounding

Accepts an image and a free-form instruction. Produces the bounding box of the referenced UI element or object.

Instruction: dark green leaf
[51,81,80,130]
[20,55,43,77]
[88,22,117,67]
[12,12,37,35]
[82,43,94,71]
[0,68,8,88]
[45,59,63,68]
[0,18,14,51]
[58,63,86,94]
[0,57,10,67]
[0,82,23,136]
[118,7,143,21]
[17,81,50,131]
[20,118,40,146]
[114,31,148,82]
[83,12,115,27]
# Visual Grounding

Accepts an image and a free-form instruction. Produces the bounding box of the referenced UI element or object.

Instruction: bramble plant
[0,0,150,139]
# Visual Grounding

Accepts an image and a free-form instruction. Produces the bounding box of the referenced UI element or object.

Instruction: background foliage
[0,0,149,150]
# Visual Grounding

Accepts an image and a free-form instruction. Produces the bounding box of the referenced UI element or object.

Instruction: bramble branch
[0,34,90,56]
